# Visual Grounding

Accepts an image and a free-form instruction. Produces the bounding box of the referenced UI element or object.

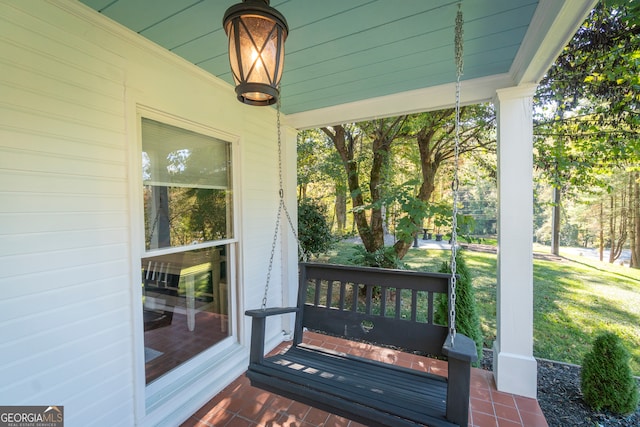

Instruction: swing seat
[246,262,478,427]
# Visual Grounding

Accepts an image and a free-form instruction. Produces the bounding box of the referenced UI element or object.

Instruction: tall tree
[322,105,494,262]
[392,105,495,258]
[322,118,407,254]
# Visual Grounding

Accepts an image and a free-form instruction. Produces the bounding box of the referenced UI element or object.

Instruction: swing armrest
[442,332,478,363]
[245,307,299,318]
[245,307,299,364]
[442,332,478,425]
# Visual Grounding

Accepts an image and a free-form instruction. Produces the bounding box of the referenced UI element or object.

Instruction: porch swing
[237,3,477,427]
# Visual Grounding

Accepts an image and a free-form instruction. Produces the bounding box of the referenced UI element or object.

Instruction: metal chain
[261,91,307,309]
[262,200,282,309]
[146,193,167,245]
[449,2,464,343]
[277,95,307,263]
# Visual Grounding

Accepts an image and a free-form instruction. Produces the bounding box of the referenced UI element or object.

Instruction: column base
[493,342,538,398]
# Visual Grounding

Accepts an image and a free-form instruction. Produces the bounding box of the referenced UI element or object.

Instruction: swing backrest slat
[293,262,452,356]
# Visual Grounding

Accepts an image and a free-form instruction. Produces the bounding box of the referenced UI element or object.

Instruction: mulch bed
[482,350,640,426]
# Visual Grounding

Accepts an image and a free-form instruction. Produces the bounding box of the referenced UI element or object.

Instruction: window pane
[143,186,232,249]
[142,246,231,384]
[142,118,229,188]
[142,118,233,250]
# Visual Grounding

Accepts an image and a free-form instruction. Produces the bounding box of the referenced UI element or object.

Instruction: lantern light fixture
[223,0,288,106]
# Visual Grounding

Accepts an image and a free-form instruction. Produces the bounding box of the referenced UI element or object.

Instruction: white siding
[0,1,293,425]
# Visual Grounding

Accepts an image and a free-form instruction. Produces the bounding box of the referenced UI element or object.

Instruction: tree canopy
[535,0,639,184]
[298,1,640,268]
[534,0,640,264]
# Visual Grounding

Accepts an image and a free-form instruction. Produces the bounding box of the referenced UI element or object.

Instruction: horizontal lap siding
[1,1,288,424]
[0,3,133,426]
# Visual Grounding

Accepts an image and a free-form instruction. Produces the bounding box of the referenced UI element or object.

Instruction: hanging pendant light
[223,0,288,106]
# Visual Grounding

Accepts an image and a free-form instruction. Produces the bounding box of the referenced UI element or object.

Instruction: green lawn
[321,242,640,375]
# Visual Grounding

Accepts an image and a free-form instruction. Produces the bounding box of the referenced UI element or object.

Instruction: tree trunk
[321,125,379,253]
[551,186,561,256]
[324,118,408,257]
[608,181,628,264]
[599,201,604,262]
[609,194,616,263]
[631,171,639,268]
[393,127,442,259]
[149,186,171,249]
[335,187,347,233]
[368,131,391,250]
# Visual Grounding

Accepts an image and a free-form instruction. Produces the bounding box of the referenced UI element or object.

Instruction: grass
[320,241,640,375]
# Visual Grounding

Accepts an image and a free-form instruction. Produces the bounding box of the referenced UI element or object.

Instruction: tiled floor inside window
[181,332,548,427]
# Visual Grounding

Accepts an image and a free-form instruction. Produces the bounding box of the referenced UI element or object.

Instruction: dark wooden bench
[246,262,477,427]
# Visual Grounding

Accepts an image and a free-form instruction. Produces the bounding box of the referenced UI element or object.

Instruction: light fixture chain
[449,1,464,344]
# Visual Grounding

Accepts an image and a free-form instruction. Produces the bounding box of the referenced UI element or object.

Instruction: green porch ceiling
[78,0,539,116]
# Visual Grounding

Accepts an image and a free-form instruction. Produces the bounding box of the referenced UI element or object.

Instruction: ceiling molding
[495,83,538,102]
[285,73,515,130]
[509,0,598,85]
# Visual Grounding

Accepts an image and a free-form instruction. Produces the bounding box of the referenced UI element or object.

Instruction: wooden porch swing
[244,4,477,426]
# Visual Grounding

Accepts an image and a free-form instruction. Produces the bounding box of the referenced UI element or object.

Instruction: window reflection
[144,185,232,249]
[142,246,230,384]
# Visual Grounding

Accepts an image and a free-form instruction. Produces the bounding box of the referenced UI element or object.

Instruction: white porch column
[492,84,538,398]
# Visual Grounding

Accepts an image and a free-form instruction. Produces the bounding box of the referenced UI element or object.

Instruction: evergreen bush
[348,246,406,269]
[436,251,484,366]
[297,199,335,260]
[581,332,639,414]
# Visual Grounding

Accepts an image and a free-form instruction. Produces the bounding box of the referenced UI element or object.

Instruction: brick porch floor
[181,332,548,427]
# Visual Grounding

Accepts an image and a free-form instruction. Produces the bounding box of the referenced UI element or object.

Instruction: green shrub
[347,245,406,269]
[581,332,639,414]
[436,252,484,366]
[298,199,335,259]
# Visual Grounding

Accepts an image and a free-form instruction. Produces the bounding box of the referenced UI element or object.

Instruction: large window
[140,118,233,384]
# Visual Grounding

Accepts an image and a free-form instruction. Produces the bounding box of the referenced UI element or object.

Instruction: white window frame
[130,106,242,417]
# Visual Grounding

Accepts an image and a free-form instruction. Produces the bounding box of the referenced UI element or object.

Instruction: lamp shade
[223,0,288,106]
